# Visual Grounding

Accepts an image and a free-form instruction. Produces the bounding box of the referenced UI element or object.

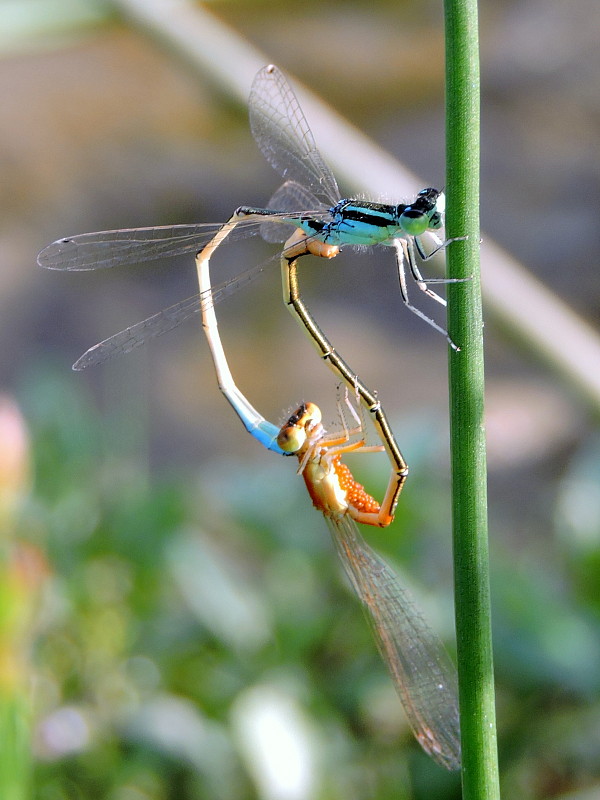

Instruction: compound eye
[303,402,322,426]
[277,424,306,453]
[276,402,322,452]
[429,211,443,230]
[400,208,429,237]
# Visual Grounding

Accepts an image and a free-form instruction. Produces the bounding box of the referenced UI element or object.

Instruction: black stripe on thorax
[338,203,397,229]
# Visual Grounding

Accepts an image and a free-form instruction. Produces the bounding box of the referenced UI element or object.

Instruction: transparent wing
[327,514,461,770]
[261,180,328,243]
[71,256,277,370]
[250,65,341,207]
[43,206,335,369]
[36,213,317,272]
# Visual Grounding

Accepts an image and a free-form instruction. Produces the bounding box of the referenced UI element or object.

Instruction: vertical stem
[444,1,501,797]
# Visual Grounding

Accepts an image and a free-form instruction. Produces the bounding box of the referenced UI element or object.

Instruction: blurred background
[1,1,600,798]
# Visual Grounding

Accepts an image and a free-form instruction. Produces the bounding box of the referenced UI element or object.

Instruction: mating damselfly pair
[38,64,459,373]
[39,64,462,770]
[196,185,461,770]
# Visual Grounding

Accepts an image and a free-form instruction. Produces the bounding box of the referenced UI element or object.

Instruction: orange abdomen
[333,457,381,515]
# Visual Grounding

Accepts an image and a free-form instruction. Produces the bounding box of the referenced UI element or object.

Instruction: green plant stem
[444,1,501,797]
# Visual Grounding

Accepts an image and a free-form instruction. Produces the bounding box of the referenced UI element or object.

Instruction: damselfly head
[277,402,322,453]
[398,187,444,236]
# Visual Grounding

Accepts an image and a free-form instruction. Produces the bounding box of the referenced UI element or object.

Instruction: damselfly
[38,64,459,373]
[276,400,461,770]
[198,230,461,770]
